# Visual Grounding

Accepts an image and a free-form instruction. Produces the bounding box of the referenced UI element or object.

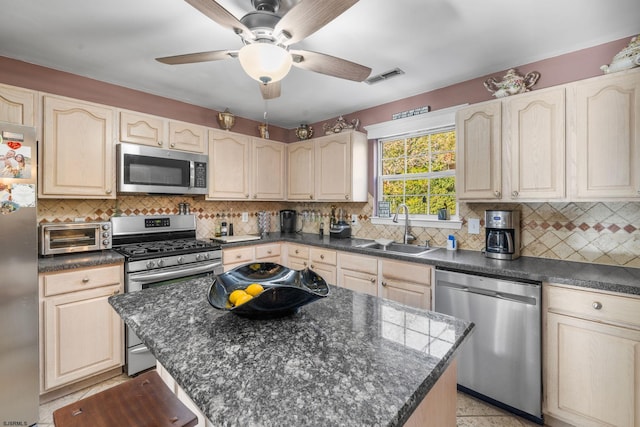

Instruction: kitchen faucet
[392,204,415,244]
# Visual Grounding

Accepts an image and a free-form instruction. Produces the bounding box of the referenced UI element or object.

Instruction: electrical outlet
[241,212,249,223]
[351,214,358,225]
[468,218,480,234]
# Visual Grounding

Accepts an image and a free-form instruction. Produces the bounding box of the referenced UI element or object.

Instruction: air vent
[364,68,405,85]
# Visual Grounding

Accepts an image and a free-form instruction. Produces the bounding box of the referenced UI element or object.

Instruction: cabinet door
[315,133,352,201]
[252,138,285,200]
[380,260,431,310]
[287,141,315,200]
[119,110,165,147]
[208,130,250,199]
[545,312,640,427]
[255,243,281,263]
[0,83,36,126]
[338,253,377,296]
[168,120,206,153]
[456,101,502,200]
[573,70,640,199]
[504,87,566,200]
[41,95,115,198]
[43,284,123,390]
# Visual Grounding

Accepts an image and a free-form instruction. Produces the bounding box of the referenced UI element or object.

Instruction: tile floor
[38,373,544,426]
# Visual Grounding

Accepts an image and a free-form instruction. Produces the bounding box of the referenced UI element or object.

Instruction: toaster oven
[39,222,112,255]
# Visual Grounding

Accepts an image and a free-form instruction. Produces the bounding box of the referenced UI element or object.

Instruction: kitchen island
[109,276,473,426]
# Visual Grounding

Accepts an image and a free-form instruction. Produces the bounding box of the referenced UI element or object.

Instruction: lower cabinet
[39,264,124,392]
[379,259,431,310]
[222,243,281,271]
[284,244,336,285]
[544,284,640,427]
[337,252,378,296]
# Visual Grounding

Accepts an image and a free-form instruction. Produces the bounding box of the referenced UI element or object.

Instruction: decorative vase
[258,123,269,139]
[217,108,235,130]
[483,68,540,98]
[601,35,640,74]
[295,124,313,140]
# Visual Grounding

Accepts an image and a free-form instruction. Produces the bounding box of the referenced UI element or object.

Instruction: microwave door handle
[129,261,222,285]
[189,162,195,189]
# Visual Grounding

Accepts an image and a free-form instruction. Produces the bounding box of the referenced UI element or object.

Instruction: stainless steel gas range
[111,214,223,376]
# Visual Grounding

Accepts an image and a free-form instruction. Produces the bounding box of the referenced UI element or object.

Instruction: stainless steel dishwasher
[434,268,542,424]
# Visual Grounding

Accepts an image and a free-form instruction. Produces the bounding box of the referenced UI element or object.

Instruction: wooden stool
[53,370,197,427]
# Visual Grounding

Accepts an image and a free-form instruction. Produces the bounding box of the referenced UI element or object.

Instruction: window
[378,127,456,217]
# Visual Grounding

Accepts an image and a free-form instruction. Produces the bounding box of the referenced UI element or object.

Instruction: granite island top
[109,278,473,427]
[221,233,640,296]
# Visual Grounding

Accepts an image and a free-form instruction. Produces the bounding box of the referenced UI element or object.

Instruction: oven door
[125,260,222,375]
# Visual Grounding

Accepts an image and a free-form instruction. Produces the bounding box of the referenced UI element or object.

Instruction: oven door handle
[129,261,222,285]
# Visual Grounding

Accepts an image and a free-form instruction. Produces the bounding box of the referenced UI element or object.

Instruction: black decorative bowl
[207,263,329,318]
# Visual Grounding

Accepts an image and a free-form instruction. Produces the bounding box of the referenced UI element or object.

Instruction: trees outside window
[378,128,456,217]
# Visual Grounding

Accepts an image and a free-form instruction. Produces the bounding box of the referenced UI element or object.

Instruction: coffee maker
[485,210,520,260]
[280,210,297,233]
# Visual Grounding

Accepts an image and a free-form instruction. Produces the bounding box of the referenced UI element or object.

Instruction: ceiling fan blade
[260,81,281,100]
[290,49,371,82]
[275,0,359,45]
[184,0,254,39]
[156,50,237,65]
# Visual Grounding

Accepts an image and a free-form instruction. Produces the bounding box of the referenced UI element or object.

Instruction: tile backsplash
[38,195,640,268]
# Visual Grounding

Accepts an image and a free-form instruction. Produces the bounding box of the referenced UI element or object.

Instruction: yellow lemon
[228,289,247,305]
[245,283,264,296]
[234,293,253,307]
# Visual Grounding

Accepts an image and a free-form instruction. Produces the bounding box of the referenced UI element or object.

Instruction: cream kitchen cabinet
[456,100,502,200]
[314,131,368,202]
[543,283,640,427]
[222,243,281,271]
[208,130,285,200]
[119,110,207,153]
[337,252,378,296]
[252,137,286,200]
[456,86,566,201]
[39,264,124,392]
[284,244,336,285]
[0,83,36,126]
[379,259,432,310]
[286,140,315,200]
[41,95,116,198]
[570,68,640,200]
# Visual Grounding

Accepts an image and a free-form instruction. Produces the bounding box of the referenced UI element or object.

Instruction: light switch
[351,214,358,225]
[468,218,480,234]
[241,212,249,223]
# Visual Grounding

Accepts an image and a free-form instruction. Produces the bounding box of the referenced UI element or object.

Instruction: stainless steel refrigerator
[0,121,38,426]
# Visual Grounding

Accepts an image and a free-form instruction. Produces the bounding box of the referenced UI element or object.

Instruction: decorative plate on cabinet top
[207,263,329,319]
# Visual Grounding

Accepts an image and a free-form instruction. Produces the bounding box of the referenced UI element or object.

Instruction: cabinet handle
[253,194,257,199]
[494,190,501,198]
[381,281,387,287]
[370,277,375,283]
[81,277,90,283]
[345,194,350,200]
[592,301,603,310]
[112,289,120,295]
[303,261,307,267]
[170,143,175,148]
[105,189,112,194]
[511,190,519,198]
[320,254,325,260]
[310,264,315,269]
[236,254,242,259]
[295,249,299,254]
[309,195,313,199]
[245,194,249,198]
[267,250,272,254]
[157,141,163,146]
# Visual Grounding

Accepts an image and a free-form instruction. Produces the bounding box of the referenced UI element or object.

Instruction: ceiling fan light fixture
[238,43,293,84]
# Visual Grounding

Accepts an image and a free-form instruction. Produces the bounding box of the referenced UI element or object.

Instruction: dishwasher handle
[439,281,538,306]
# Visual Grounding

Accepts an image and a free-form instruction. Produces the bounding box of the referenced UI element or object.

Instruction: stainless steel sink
[356,241,438,257]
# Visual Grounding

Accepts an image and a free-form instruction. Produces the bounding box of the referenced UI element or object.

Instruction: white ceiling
[1,0,638,128]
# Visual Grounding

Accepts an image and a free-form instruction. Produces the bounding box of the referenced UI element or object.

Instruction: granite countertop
[219,233,640,296]
[109,278,473,427]
[38,250,124,273]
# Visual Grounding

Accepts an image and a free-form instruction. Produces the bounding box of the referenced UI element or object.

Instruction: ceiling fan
[156,0,372,99]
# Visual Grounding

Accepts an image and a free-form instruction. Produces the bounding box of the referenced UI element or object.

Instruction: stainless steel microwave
[39,222,112,255]
[117,143,208,195]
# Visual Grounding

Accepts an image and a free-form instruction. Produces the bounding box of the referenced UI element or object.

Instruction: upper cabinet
[570,69,640,200]
[0,83,36,126]
[41,95,116,199]
[456,86,565,202]
[314,131,368,202]
[119,110,206,153]
[503,87,566,200]
[286,140,315,200]
[207,129,285,200]
[456,100,502,200]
